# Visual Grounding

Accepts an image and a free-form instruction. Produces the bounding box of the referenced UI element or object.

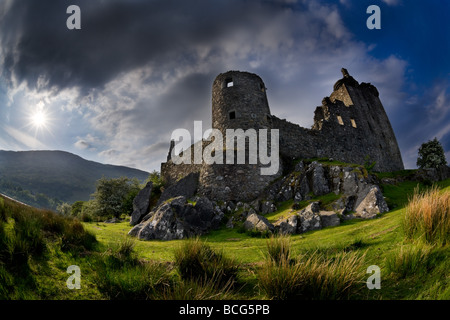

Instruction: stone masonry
[161,69,404,202]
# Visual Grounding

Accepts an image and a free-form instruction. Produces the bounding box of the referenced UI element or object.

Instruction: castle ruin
[161,69,404,202]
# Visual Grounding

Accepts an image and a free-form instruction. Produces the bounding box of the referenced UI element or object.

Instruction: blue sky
[0,0,448,172]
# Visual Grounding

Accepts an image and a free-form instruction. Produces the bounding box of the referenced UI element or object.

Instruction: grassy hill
[0,176,448,300]
[0,150,149,208]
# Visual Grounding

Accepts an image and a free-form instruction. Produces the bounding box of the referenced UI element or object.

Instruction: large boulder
[157,172,199,206]
[318,211,340,228]
[274,215,298,235]
[244,213,274,232]
[260,201,277,215]
[130,181,153,226]
[355,186,388,219]
[297,202,322,233]
[310,162,330,196]
[128,195,223,240]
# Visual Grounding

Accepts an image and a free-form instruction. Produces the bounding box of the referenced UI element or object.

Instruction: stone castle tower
[212,71,271,134]
[161,69,404,201]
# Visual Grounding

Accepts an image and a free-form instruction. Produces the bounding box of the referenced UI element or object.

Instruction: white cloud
[2,125,48,149]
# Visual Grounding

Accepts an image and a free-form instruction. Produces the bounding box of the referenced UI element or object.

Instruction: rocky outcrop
[273,202,339,235]
[318,211,340,228]
[129,196,223,240]
[354,186,388,219]
[128,161,391,240]
[297,202,322,233]
[243,213,274,233]
[130,181,153,226]
[157,172,199,206]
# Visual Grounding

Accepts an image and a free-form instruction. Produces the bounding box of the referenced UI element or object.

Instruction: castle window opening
[350,118,357,128]
[336,115,344,125]
[229,111,236,120]
[260,83,265,92]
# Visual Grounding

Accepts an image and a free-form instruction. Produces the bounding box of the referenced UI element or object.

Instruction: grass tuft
[403,186,449,245]
[173,237,239,286]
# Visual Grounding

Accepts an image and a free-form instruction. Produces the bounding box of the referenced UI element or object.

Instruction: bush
[173,237,239,286]
[417,137,447,169]
[403,186,449,245]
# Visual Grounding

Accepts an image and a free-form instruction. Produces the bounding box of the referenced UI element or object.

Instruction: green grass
[1,178,449,300]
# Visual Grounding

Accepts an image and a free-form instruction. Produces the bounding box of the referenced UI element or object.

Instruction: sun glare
[32,111,47,128]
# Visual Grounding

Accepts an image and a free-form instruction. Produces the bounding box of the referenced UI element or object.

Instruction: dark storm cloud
[0,0,287,93]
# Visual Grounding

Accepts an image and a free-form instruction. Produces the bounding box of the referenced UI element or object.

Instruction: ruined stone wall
[160,69,404,202]
[197,161,282,201]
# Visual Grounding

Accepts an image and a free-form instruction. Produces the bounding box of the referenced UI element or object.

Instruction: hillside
[0,150,149,207]
[1,177,448,301]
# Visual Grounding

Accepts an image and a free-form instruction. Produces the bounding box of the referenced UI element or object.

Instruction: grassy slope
[1,178,448,300]
[83,178,450,300]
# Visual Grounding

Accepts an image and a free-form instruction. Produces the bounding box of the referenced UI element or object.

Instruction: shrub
[403,186,449,245]
[417,137,447,169]
[174,237,239,286]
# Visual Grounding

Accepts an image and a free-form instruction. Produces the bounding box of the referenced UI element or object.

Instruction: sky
[0,0,448,172]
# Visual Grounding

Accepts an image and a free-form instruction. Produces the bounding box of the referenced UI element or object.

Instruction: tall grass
[95,237,172,299]
[173,237,239,286]
[385,243,435,279]
[264,234,292,264]
[258,236,365,300]
[403,186,449,245]
[161,276,235,300]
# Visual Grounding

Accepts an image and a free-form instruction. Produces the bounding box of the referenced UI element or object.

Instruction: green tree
[57,202,72,216]
[91,177,140,219]
[417,137,447,169]
[71,201,85,217]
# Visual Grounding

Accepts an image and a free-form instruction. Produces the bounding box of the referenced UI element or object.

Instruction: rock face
[243,213,274,232]
[157,172,199,206]
[318,211,340,228]
[130,181,153,226]
[297,202,322,233]
[273,203,339,235]
[129,196,223,240]
[355,186,388,219]
[129,160,392,240]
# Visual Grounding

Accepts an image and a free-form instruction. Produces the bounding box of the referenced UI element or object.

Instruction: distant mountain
[0,150,149,207]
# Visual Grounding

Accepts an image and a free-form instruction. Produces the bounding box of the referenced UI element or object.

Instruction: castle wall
[161,69,404,202]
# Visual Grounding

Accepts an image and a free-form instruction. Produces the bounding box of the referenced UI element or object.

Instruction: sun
[32,110,48,128]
